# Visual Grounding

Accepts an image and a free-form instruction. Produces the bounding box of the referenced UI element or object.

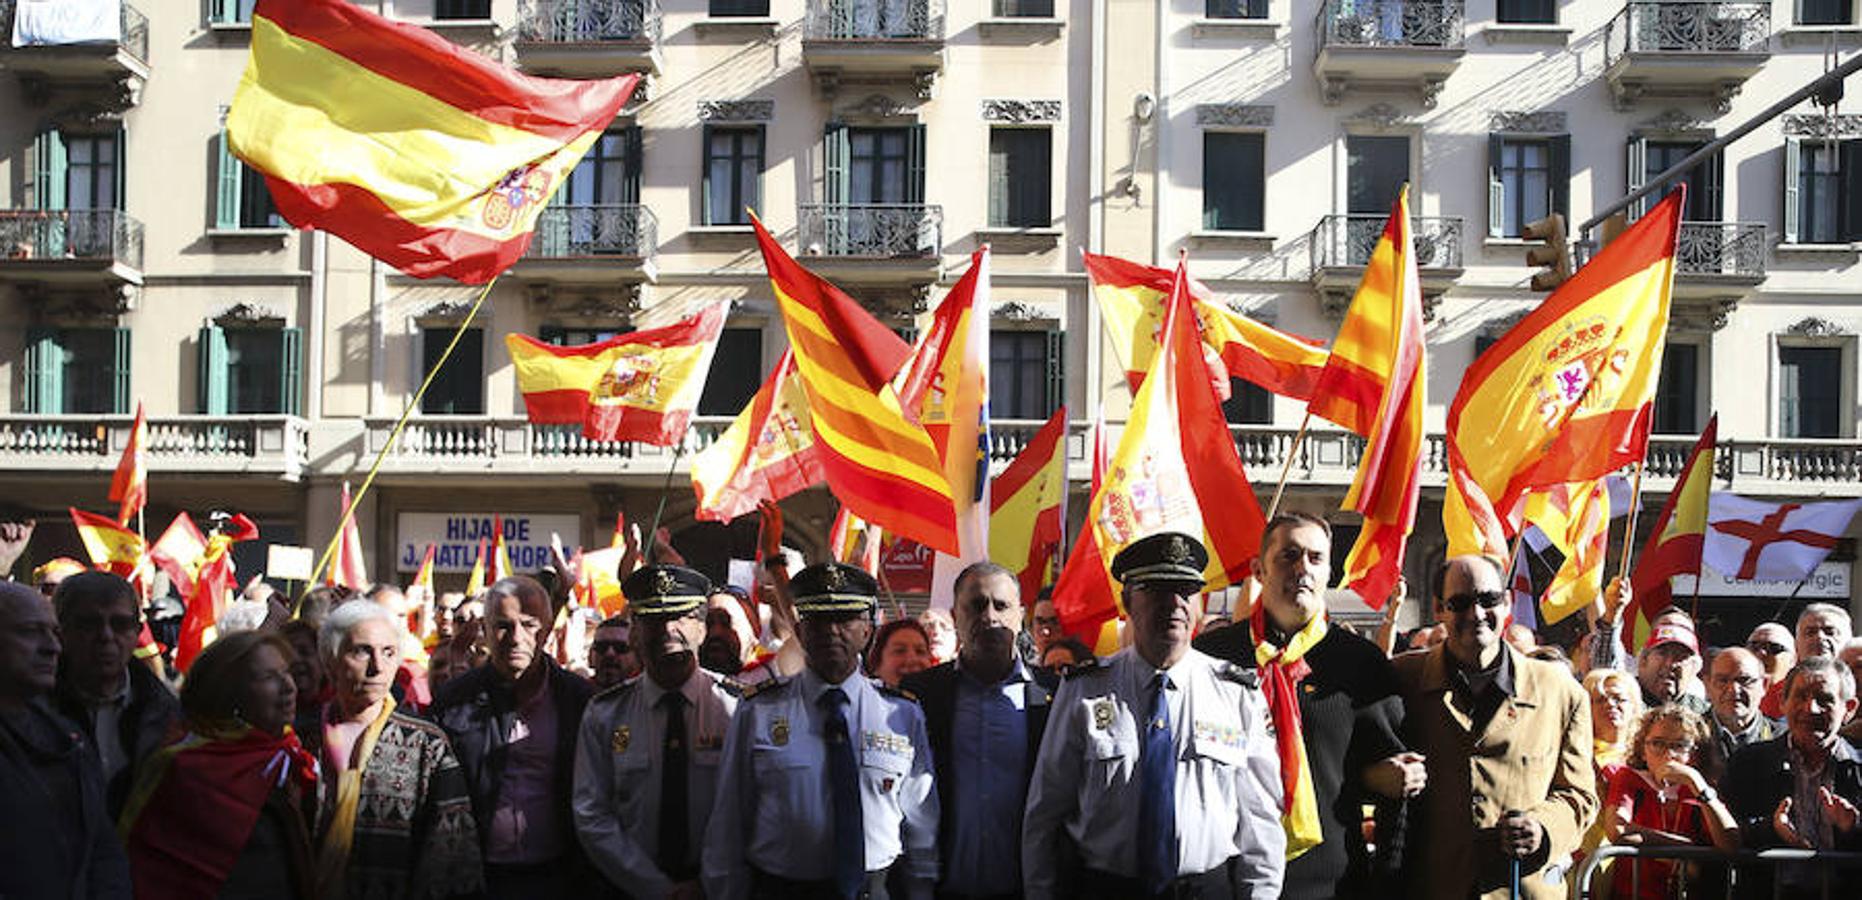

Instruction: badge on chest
[611,725,631,753]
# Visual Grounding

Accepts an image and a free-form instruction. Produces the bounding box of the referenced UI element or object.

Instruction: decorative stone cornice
[696,100,774,123]
[1195,104,1274,128]
[1488,110,1566,134]
[1637,108,1709,135]
[1347,102,1410,128]
[981,100,1061,123]
[1783,113,1862,137]
[838,93,910,121]
[1480,309,1532,339]
[991,300,1052,322]
[210,302,285,326]
[1785,316,1850,338]
[1670,297,1737,333]
[414,299,477,322]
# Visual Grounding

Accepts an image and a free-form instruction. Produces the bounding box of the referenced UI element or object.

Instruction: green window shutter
[215,131,241,230]
[701,124,717,225]
[1704,151,1724,221]
[987,129,1011,227]
[111,327,131,415]
[1840,139,1862,242]
[1548,134,1571,223]
[112,125,126,212]
[1784,138,1802,244]
[1022,129,1052,227]
[622,126,643,205]
[34,128,67,211]
[198,325,229,414]
[824,124,850,206]
[1487,134,1506,238]
[24,327,61,414]
[279,327,302,417]
[905,123,927,205]
[752,124,767,219]
[1044,328,1064,416]
[1626,136,1646,220]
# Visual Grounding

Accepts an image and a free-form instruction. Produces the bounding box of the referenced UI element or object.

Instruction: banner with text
[396,512,582,574]
[1671,560,1851,600]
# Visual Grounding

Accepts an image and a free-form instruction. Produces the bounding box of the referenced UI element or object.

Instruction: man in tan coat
[1392,554,1597,900]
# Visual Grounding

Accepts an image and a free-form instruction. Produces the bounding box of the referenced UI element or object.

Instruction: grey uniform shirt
[702,667,940,900]
[572,667,738,898]
[1021,646,1286,900]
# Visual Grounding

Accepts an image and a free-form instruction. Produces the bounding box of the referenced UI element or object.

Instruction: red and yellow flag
[464,538,488,597]
[1310,186,1427,609]
[691,350,825,522]
[177,514,258,672]
[507,305,728,444]
[328,481,369,591]
[1627,415,1718,649]
[150,512,209,597]
[1444,189,1683,557]
[751,215,958,555]
[226,0,638,283]
[411,543,436,594]
[489,516,513,582]
[988,406,1068,604]
[575,546,627,617]
[109,402,148,526]
[70,508,144,578]
[1085,251,1330,406]
[1522,478,1612,624]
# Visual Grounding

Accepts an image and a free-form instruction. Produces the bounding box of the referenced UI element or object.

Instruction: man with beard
[900,561,1057,899]
[1636,620,1709,715]
[576,566,738,900]
[590,615,641,691]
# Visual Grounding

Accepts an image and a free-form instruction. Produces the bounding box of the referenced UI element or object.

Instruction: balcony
[1313,0,1465,108]
[0,209,144,287]
[510,204,657,284]
[795,203,943,285]
[359,416,735,480]
[802,0,946,98]
[0,415,311,482]
[1675,221,1767,281]
[0,0,149,109]
[1603,3,1771,112]
[1307,214,1463,316]
[513,0,662,78]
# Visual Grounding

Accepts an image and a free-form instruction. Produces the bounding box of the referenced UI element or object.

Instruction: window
[1784,138,1862,244]
[995,0,1055,15]
[1653,342,1700,434]
[1488,135,1570,238]
[208,0,258,24]
[710,0,770,15]
[704,125,764,227]
[1205,0,1267,17]
[215,133,283,230]
[1627,137,1722,221]
[822,124,929,254]
[1779,344,1844,438]
[1223,379,1273,425]
[435,0,491,20]
[23,328,129,415]
[990,329,1062,420]
[197,325,301,415]
[1798,0,1854,26]
[32,127,125,213]
[988,127,1051,228]
[540,327,624,347]
[1203,132,1265,231]
[1497,0,1556,24]
[420,328,484,415]
[700,328,764,415]
[540,127,642,255]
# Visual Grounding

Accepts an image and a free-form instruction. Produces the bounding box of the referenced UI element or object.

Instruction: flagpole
[645,442,688,558]
[1617,459,1647,579]
[1265,410,1314,520]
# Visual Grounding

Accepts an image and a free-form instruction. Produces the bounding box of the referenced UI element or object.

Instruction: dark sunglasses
[1444,590,1508,613]
[1746,641,1787,655]
[591,640,632,655]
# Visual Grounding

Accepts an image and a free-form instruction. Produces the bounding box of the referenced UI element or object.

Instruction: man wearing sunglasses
[590,615,641,691]
[1391,554,1596,900]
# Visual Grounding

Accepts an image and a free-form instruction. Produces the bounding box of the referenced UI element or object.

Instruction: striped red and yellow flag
[70,508,144,578]
[150,512,209,597]
[751,215,959,555]
[1627,415,1717,649]
[1310,186,1427,609]
[1522,478,1612,625]
[227,0,638,284]
[988,406,1068,604]
[507,305,727,445]
[109,402,147,526]
[691,350,825,522]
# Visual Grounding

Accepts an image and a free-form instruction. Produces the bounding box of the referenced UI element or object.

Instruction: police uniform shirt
[701,666,940,900]
[1021,646,1286,900]
[571,667,738,898]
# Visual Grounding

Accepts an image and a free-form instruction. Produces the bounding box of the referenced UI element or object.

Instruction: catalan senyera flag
[1310,186,1427,609]
[109,402,148,526]
[150,512,210,597]
[227,0,638,284]
[691,350,826,522]
[70,508,144,578]
[1444,189,1684,557]
[988,406,1068,605]
[1627,416,1717,650]
[329,481,369,591]
[464,538,488,597]
[1085,251,1330,407]
[177,514,258,673]
[1521,478,1612,624]
[507,305,728,444]
[751,214,958,555]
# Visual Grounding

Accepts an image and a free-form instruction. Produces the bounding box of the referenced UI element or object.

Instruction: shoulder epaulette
[719,677,747,698]
[1062,658,1112,680]
[875,681,920,704]
[1216,663,1262,689]
[589,676,640,702]
[740,675,792,701]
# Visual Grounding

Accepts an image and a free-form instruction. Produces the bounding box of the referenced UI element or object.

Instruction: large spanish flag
[70,508,144,578]
[1444,189,1683,557]
[1310,186,1427,609]
[691,350,825,522]
[227,0,639,284]
[988,406,1068,604]
[1627,415,1717,649]
[507,305,728,444]
[751,215,959,555]
[1085,251,1330,407]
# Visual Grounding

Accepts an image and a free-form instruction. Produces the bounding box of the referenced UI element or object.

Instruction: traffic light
[1522,213,1572,292]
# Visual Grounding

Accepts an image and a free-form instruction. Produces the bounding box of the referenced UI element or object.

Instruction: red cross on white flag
[1702,494,1862,582]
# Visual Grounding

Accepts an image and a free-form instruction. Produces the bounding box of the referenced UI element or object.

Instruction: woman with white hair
[304,600,484,899]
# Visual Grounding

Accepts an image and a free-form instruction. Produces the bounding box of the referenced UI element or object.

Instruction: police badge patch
[611,725,631,753]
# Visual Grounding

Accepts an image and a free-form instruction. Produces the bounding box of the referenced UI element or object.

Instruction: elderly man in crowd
[1391,555,1596,900]
[589,614,641,691]
[1749,622,1798,688]
[1023,532,1285,900]
[1759,605,1852,720]
[49,571,180,817]
[900,561,1058,900]
[1637,618,1710,715]
[428,576,596,899]
[1704,646,1781,780]
[575,565,738,900]
[704,562,938,900]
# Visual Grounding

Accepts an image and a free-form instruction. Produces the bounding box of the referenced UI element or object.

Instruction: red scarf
[1249,604,1324,857]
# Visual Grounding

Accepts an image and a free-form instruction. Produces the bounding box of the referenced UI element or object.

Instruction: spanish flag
[227,0,639,283]
[988,406,1068,604]
[150,512,209,597]
[507,305,728,444]
[1627,415,1717,650]
[1085,251,1330,407]
[109,402,147,526]
[1522,478,1612,624]
[411,543,436,595]
[751,214,959,555]
[691,350,825,522]
[70,508,143,578]
[464,538,488,597]
[1444,189,1683,557]
[574,546,627,617]
[177,514,258,673]
[489,517,513,582]
[1310,186,1427,609]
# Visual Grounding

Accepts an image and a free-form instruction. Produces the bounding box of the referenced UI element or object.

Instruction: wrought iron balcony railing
[1675,221,1767,278]
[0,0,148,64]
[1309,214,1463,271]
[516,0,661,44]
[0,209,144,271]
[0,415,310,480]
[1316,0,1464,50]
[526,204,656,259]
[805,0,944,40]
[1605,2,1770,63]
[797,204,942,258]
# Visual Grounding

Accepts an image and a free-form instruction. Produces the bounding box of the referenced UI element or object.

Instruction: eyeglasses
[1647,737,1696,755]
[1444,590,1508,613]
[1747,641,1788,656]
[1709,674,1763,689]
[590,640,631,655]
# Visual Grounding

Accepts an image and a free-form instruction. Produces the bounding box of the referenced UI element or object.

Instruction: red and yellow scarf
[1250,605,1324,859]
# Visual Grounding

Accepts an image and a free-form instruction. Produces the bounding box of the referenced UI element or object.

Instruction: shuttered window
[24,328,128,414]
[703,125,764,226]
[1779,345,1844,439]
[988,127,1051,228]
[1205,0,1266,18]
[1653,342,1700,435]
[214,132,283,230]
[990,329,1062,420]
[197,326,302,415]
[1498,0,1556,24]
[420,328,485,415]
[1487,135,1569,238]
[1203,132,1264,232]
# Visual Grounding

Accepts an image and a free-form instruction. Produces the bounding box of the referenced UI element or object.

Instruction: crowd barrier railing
[1574,844,1862,900]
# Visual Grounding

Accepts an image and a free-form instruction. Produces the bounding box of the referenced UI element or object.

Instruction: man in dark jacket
[428,575,596,899]
[901,561,1057,900]
[49,571,180,817]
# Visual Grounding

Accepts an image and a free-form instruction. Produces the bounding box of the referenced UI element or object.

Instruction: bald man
[1704,647,1779,786]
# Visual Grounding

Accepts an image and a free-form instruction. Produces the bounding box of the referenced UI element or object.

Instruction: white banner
[12,0,120,48]
[395,512,581,574]
[1671,561,1851,600]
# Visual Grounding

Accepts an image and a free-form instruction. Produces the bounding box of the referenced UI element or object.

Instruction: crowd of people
[4,507,1862,900]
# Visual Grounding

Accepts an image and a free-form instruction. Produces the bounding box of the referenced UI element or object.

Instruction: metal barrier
[1575,844,1862,900]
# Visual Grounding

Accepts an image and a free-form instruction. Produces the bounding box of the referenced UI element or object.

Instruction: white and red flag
[1703,494,1862,583]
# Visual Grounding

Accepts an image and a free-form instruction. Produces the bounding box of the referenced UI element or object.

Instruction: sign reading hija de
[396,512,581,574]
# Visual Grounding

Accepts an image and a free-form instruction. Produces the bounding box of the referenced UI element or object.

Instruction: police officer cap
[789,562,879,617]
[1110,531,1208,589]
[622,564,712,617]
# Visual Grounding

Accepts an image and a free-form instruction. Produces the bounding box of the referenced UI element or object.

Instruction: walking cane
[1510,857,1522,900]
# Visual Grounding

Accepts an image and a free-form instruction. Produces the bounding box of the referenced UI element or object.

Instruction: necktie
[1138,672,1177,895]
[823,687,864,900]
[657,692,691,878]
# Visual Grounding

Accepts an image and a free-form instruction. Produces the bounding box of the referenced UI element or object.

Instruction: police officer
[703,562,939,900]
[1022,532,1285,900]
[573,564,739,900]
